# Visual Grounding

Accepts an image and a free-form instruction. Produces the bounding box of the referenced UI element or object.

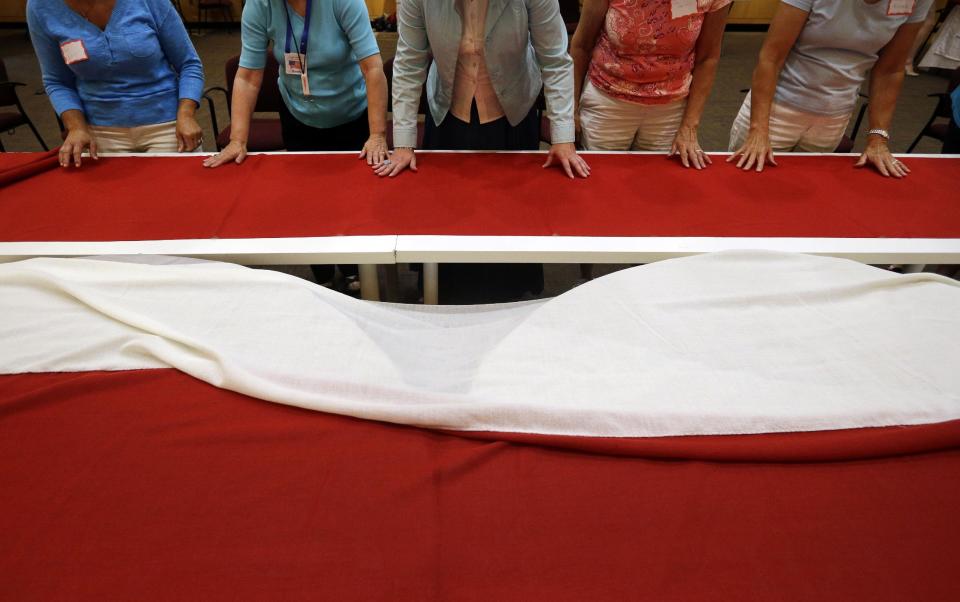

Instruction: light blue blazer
[392,0,575,148]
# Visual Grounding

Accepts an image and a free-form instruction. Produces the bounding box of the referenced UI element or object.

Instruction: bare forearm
[229,77,261,144]
[867,68,905,132]
[681,57,720,129]
[177,98,197,118]
[60,109,88,132]
[748,59,780,132]
[365,71,388,137]
[571,46,592,111]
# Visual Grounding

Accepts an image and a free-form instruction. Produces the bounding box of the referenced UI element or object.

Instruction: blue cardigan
[27,0,204,127]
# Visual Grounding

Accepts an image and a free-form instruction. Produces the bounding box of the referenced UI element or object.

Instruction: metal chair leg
[24,118,49,151]
[906,132,926,153]
[358,264,381,301]
[907,115,938,153]
[423,263,439,305]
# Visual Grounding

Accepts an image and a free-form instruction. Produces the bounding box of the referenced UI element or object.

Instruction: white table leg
[423,262,439,305]
[902,264,927,274]
[358,264,381,301]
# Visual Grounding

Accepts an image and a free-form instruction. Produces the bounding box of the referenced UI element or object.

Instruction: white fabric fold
[2,251,959,437]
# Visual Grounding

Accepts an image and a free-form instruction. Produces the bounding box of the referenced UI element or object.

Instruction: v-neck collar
[285,0,308,20]
[62,0,121,33]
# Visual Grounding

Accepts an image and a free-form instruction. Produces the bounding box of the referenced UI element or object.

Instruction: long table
[2,151,959,303]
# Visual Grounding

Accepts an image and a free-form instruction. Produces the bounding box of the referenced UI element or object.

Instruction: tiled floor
[1,27,955,300]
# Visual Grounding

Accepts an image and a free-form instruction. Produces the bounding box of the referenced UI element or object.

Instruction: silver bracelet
[867,129,890,141]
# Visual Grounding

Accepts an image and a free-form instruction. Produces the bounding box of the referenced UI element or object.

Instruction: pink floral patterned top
[588,0,732,105]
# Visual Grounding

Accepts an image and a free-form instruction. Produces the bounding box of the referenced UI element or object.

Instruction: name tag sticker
[671,0,698,19]
[284,52,304,76]
[59,39,89,65]
[887,0,916,16]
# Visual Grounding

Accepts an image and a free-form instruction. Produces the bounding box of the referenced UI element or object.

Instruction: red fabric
[453,419,960,462]
[1,369,958,600]
[0,149,58,189]
[1,152,958,242]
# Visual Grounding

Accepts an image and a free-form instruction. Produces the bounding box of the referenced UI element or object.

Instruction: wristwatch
[867,129,890,141]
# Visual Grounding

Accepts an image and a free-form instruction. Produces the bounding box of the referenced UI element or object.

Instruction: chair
[198,0,234,30]
[0,58,49,152]
[559,0,581,34]
[383,57,427,148]
[906,67,960,153]
[203,54,285,152]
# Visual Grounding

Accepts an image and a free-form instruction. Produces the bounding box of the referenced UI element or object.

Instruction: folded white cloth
[919,6,960,70]
[2,251,959,437]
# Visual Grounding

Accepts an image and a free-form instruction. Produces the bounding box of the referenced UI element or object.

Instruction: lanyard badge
[60,39,89,64]
[886,0,916,16]
[284,1,313,95]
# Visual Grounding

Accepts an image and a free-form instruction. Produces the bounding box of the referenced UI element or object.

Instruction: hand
[359,133,388,166]
[202,140,247,168]
[176,113,204,152]
[727,128,777,172]
[543,142,590,179]
[669,125,712,170]
[855,136,909,178]
[59,127,97,167]
[374,147,417,177]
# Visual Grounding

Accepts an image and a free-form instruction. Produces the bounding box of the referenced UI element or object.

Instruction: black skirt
[422,101,544,303]
[278,102,368,283]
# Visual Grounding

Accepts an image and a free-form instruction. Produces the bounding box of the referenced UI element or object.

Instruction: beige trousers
[89,120,182,153]
[728,92,852,153]
[579,80,687,152]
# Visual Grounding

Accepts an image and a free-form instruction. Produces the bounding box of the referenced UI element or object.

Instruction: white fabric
[2,251,960,438]
[579,80,687,152]
[728,91,851,153]
[918,6,960,71]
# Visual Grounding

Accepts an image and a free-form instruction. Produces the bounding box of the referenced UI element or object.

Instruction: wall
[0,0,948,26]
[0,0,25,23]
[728,0,779,25]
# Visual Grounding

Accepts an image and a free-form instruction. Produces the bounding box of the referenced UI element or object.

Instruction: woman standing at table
[571,0,732,169]
[380,0,588,302]
[729,0,932,177]
[203,0,389,291]
[27,0,204,167]
[378,0,590,179]
[203,0,388,166]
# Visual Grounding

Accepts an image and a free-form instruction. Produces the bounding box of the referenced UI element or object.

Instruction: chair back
[934,67,960,119]
[949,66,960,95]
[558,0,580,24]
[0,58,17,108]
[224,54,284,113]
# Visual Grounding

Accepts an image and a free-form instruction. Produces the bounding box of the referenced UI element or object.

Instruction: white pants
[728,92,851,153]
[89,121,181,153]
[579,81,686,152]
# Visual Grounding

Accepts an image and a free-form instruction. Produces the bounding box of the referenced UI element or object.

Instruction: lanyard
[284,0,312,57]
